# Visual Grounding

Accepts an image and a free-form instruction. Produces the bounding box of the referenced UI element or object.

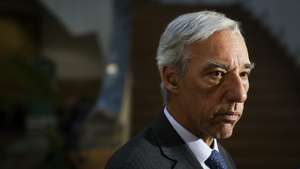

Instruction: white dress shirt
[164,107,219,169]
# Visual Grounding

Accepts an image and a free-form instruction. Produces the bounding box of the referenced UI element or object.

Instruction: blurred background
[0,0,300,169]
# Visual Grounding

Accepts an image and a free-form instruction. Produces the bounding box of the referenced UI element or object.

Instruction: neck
[204,138,214,147]
[166,103,214,147]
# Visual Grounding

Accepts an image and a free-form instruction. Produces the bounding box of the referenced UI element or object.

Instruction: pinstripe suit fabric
[105,112,236,169]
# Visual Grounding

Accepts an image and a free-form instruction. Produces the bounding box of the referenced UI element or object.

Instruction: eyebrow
[245,62,255,70]
[205,61,255,71]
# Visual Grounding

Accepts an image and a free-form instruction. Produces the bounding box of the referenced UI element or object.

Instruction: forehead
[184,29,250,68]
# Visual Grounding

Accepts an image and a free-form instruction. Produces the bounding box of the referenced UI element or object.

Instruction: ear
[160,66,180,94]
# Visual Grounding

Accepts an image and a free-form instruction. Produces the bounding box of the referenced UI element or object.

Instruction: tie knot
[205,150,228,169]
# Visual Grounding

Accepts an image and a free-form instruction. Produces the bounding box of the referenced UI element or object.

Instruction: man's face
[172,29,253,141]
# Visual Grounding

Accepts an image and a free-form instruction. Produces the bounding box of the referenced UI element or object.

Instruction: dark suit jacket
[105,112,236,169]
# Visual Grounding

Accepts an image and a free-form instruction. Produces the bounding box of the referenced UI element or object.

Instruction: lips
[214,112,240,124]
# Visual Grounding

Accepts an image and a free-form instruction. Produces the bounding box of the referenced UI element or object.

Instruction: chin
[215,123,234,139]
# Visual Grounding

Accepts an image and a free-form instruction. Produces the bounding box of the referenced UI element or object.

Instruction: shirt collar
[163,107,219,164]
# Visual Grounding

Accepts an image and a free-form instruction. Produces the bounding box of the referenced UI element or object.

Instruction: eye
[205,68,227,85]
[240,71,250,79]
[210,71,226,80]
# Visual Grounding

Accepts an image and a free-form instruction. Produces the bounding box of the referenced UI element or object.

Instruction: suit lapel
[151,112,204,169]
[218,142,236,169]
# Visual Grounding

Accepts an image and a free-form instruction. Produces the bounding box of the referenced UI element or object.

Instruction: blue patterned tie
[204,150,229,169]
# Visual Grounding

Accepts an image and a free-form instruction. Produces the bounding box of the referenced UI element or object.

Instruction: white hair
[156,11,242,101]
[156,10,242,73]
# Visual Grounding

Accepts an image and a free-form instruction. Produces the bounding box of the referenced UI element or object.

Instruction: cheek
[181,78,222,118]
[238,103,245,114]
[190,96,217,123]
[243,80,250,92]
[192,86,223,114]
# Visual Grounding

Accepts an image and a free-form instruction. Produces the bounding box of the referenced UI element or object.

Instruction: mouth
[214,112,240,124]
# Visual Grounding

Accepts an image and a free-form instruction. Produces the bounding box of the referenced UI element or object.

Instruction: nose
[225,74,248,103]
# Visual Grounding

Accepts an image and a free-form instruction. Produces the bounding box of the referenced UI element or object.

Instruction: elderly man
[105,10,254,169]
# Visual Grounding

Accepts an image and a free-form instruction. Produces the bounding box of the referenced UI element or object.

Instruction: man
[105,10,254,169]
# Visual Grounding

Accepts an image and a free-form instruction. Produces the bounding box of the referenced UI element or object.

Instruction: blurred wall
[38,0,300,80]
[41,15,103,80]
[242,0,300,64]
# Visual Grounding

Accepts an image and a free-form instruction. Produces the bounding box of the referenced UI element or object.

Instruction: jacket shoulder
[105,127,172,169]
